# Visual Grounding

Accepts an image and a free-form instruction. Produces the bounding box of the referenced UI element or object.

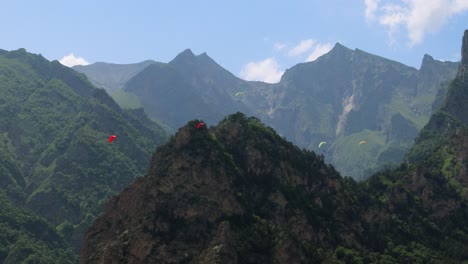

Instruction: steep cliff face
[123,50,257,129]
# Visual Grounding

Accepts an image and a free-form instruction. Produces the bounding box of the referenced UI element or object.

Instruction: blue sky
[1,0,467,83]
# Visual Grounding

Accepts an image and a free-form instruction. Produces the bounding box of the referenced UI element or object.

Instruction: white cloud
[59,53,90,67]
[379,4,407,27]
[240,58,284,83]
[406,0,468,45]
[240,39,333,83]
[273,42,287,51]
[306,43,334,62]
[378,4,408,45]
[365,0,468,46]
[365,0,380,20]
[288,39,315,57]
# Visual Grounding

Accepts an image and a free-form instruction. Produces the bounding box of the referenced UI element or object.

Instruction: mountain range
[81,30,468,263]
[74,43,459,180]
[0,28,465,263]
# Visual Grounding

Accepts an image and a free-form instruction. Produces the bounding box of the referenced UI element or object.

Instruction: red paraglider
[196,122,205,129]
[108,135,117,143]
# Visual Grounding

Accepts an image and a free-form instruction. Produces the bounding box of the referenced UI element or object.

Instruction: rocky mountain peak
[331,42,349,51]
[169,48,196,65]
[179,48,195,56]
[326,42,353,58]
[418,54,458,74]
[422,54,435,64]
[419,54,436,72]
[168,48,224,74]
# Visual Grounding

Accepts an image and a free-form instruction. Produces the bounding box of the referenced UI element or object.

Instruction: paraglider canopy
[108,135,117,143]
[359,140,367,145]
[235,92,245,96]
[196,122,205,129]
[318,141,327,148]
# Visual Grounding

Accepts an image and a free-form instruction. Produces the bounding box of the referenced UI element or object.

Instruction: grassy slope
[110,88,142,109]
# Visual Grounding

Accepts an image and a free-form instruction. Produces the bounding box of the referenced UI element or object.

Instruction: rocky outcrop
[81,115,351,263]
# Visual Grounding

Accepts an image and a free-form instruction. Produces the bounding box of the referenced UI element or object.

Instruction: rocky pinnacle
[458,30,468,80]
[462,30,468,65]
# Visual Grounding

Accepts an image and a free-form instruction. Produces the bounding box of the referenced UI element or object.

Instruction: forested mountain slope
[0,48,168,257]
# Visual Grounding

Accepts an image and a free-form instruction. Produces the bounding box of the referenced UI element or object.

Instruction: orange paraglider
[108,135,117,143]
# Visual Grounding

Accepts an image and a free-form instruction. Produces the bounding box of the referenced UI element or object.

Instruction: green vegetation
[2,36,467,262]
[388,97,429,130]
[110,88,142,109]
[330,129,394,180]
[0,190,77,263]
[0,48,168,259]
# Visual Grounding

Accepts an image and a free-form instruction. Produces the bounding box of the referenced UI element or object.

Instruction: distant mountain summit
[266,43,458,179]
[123,50,255,129]
[169,48,196,64]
